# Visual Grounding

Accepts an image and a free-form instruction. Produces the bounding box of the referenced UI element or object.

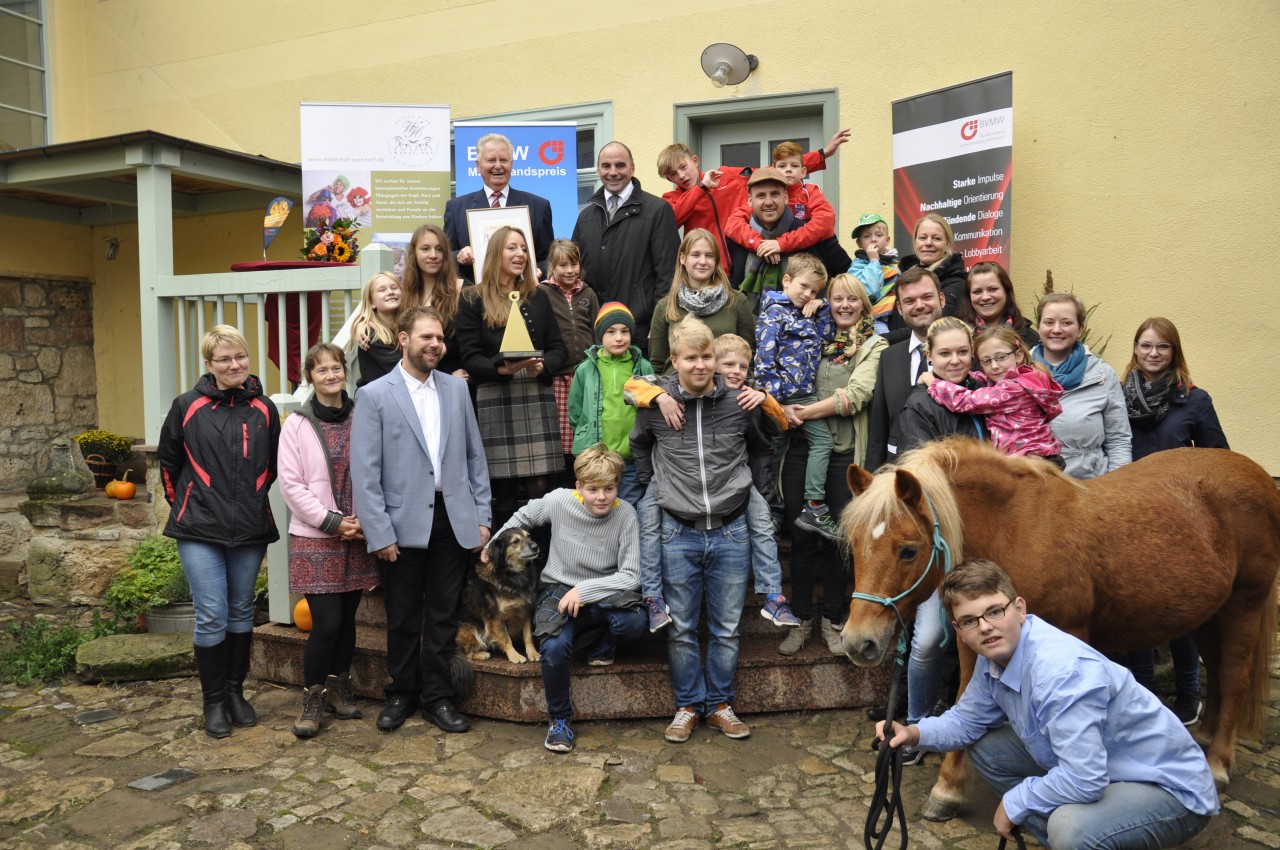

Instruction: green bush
[106,535,190,620]
[0,611,129,686]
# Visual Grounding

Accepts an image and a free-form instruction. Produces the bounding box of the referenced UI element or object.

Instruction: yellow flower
[332,242,353,262]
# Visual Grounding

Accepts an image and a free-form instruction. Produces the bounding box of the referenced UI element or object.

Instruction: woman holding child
[456,226,568,527]
[648,228,755,370]
[779,274,886,656]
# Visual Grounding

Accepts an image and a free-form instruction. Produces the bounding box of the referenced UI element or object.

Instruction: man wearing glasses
[878,559,1217,849]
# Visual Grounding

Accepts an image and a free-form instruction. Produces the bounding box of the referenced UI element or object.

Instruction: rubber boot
[324,672,362,719]
[293,685,325,738]
[224,630,257,727]
[193,642,232,739]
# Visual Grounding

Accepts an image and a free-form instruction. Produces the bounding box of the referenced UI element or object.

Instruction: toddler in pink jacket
[923,326,1065,466]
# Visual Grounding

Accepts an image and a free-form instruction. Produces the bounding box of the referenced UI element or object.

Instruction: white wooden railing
[145,244,395,624]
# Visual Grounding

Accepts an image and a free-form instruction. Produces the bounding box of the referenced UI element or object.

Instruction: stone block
[0,317,22,351]
[22,283,46,307]
[116,499,156,530]
[54,345,95,396]
[25,327,65,346]
[0,556,22,601]
[17,370,41,383]
[69,327,93,343]
[23,533,131,605]
[0,353,13,379]
[0,279,20,308]
[22,317,49,328]
[35,347,60,375]
[75,633,196,683]
[0,381,54,425]
[49,285,89,310]
[61,309,91,327]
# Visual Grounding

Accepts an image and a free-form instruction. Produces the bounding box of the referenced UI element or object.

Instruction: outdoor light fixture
[105,236,119,261]
[701,43,758,88]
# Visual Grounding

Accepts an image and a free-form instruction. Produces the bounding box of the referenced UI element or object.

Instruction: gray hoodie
[1051,353,1132,479]
[630,373,775,530]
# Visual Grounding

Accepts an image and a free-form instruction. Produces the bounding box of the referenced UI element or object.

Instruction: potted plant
[106,534,195,633]
[74,429,134,489]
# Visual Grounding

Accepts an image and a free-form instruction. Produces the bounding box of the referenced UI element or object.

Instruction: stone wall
[0,276,98,492]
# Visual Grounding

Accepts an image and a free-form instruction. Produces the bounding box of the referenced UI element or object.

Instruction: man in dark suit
[572,141,679,356]
[864,267,946,471]
[444,133,555,281]
[351,306,492,734]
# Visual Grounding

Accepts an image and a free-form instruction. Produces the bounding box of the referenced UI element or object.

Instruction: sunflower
[331,239,353,263]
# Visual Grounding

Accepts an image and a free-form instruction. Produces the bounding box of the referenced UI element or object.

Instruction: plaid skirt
[552,374,573,455]
[476,372,562,479]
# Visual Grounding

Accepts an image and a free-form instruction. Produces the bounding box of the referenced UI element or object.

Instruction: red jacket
[661,150,826,270]
[724,181,836,255]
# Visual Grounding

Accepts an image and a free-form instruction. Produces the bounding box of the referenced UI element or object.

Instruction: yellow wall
[37,0,1280,470]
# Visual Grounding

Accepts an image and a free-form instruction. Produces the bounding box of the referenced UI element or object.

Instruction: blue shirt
[916,616,1219,824]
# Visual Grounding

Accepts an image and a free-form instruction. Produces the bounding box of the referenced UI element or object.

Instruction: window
[0,1,46,151]
[450,101,613,211]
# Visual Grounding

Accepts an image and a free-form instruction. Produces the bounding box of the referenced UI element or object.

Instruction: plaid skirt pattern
[552,374,573,455]
[476,372,562,479]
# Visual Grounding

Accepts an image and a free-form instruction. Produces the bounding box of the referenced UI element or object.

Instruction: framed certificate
[465,205,536,276]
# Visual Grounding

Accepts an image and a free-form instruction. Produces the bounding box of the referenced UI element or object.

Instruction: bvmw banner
[892,72,1012,268]
[453,121,578,240]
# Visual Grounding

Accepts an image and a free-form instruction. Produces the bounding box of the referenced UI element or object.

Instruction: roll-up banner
[300,102,452,268]
[892,72,1012,268]
[453,122,578,239]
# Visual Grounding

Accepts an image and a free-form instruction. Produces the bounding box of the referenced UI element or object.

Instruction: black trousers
[781,439,855,624]
[381,501,470,711]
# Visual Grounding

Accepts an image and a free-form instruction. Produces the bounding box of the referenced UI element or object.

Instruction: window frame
[0,0,49,148]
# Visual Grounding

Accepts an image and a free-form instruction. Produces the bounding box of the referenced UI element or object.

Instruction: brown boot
[324,673,362,719]
[292,685,324,738]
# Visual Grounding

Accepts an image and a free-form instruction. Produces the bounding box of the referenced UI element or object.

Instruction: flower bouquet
[299,217,360,263]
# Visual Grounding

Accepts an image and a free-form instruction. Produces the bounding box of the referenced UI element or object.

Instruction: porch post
[132,148,177,444]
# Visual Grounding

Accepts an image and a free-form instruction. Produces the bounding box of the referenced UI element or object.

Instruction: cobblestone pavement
[0,614,1276,849]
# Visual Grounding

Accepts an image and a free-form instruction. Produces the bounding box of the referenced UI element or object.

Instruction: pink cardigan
[277,410,345,538]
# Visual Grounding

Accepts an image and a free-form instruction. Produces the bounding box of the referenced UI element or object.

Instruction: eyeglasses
[1136,342,1173,354]
[954,601,1013,632]
[978,351,1016,369]
[210,353,249,367]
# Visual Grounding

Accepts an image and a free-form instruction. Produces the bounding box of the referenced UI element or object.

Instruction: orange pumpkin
[106,469,136,500]
[294,598,312,631]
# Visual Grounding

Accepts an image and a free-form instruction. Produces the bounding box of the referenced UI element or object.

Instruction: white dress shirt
[485,185,510,207]
[399,363,442,491]
[909,334,928,386]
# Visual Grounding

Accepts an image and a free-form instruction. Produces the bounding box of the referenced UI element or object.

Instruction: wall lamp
[701,43,758,88]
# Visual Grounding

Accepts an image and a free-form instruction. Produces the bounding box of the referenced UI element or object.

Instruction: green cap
[852,213,887,239]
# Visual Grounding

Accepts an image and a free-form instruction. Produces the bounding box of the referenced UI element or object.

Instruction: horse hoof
[1212,766,1230,791]
[921,796,961,822]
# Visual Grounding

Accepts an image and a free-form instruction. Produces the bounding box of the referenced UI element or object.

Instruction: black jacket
[159,374,281,546]
[455,285,569,387]
[571,179,679,352]
[882,252,969,340]
[1129,386,1228,460]
[864,337,914,470]
[897,379,985,455]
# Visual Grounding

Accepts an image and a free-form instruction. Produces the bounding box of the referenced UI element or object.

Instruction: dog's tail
[450,649,476,706]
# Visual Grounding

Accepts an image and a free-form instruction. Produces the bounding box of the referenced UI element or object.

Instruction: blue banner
[453,122,577,239]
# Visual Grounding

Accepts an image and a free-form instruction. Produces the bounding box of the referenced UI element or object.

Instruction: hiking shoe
[820,617,845,655]
[794,502,840,542]
[544,717,575,753]
[645,596,672,633]
[779,618,812,656]
[292,685,324,739]
[664,707,700,743]
[1173,694,1203,726]
[761,594,802,627]
[707,703,751,739]
[899,746,924,766]
[587,640,615,667]
[324,672,362,719]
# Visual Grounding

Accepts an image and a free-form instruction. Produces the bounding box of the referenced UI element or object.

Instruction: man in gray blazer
[352,305,492,733]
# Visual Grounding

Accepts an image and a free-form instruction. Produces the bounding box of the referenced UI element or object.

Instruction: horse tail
[1242,573,1278,737]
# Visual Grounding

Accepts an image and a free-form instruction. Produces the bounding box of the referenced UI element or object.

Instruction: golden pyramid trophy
[499,291,542,359]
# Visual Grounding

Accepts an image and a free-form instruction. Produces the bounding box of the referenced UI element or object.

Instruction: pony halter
[849,493,955,656]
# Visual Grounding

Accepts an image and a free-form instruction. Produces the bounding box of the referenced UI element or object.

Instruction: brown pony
[840,438,1279,821]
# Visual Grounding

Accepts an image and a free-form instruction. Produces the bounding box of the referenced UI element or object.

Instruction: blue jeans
[661,513,751,713]
[177,541,265,648]
[538,604,647,720]
[745,486,781,595]
[969,724,1210,849]
[636,485,663,601]
[618,460,645,509]
[907,589,952,723]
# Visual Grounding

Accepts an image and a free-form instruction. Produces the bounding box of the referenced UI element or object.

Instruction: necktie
[490,191,501,209]
[914,349,929,383]
[607,194,619,222]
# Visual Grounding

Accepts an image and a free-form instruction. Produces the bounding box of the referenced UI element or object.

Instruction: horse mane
[845,442,965,562]
[914,437,1086,490]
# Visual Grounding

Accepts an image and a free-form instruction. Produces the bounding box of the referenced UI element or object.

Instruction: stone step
[250,621,889,723]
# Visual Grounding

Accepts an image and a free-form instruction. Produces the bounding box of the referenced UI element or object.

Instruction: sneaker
[587,640,615,667]
[761,594,802,627]
[899,746,924,766]
[1173,694,1203,726]
[645,596,672,633]
[794,502,840,542]
[665,707,700,743]
[706,703,751,739]
[544,717,575,753]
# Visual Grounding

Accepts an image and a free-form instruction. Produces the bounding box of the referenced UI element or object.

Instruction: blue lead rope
[849,493,955,655]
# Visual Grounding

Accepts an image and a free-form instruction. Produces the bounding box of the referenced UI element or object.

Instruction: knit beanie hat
[594,302,635,342]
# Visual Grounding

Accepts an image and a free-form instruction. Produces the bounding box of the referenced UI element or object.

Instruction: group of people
[153,131,1227,850]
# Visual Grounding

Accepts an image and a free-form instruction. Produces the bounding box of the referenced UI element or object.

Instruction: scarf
[1123,371,1176,428]
[311,390,354,423]
[676,283,730,317]
[1031,342,1087,391]
[973,314,1014,331]
[739,207,797,293]
[821,315,876,365]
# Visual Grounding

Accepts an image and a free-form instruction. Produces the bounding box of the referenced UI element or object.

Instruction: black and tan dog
[455,527,542,664]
